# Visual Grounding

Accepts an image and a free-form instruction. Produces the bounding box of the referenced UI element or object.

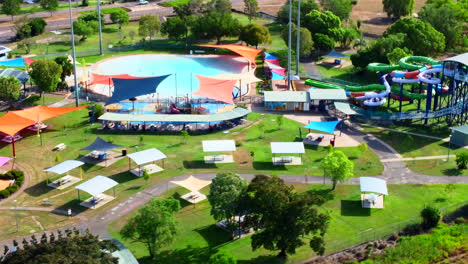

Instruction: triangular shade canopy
[272,68,286,76]
[0,57,34,67]
[106,75,171,105]
[265,59,280,65]
[196,44,262,64]
[12,105,87,123]
[81,137,123,152]
[0,157,11,167]
[264,52,278,60]
[266,61,283,69]
[0,112,36,136]
[304,120,341,135]
[272,72,285,80]
[91,73,147,85]
[325,50,347,58]
[170,175,211,192]
[193,75,237,104]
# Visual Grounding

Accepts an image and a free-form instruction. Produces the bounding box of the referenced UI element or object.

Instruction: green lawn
[159,0,190,7]
[406,159,467,176]
[108,183,468,264]
[21,94,64,106]
[316,64,378,85]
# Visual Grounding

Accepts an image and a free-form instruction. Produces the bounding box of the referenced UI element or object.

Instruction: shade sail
[90,73,147,85]
[271,142,305,154]
[334,102,358,115]
[360,177,388,195]
[193,75,237,104]
[0,157,10,167]
[0,112,36,136]
[171,175,211,192]
[127,148,167,165]
[12,105,87,123]
[196,44,262,64]
[0,57,34,67]
[265,59,281,65]
[272,68,286,76]
[75,175,118,197]
[266,61,283,69]
[304,120,341,135]
[264,52,278,60]
[202,140,236,152]
[44,160,84,175]
[272,72,285,80]
[107,75,171,105]
[325,50,347,58]
[81,137,123,152]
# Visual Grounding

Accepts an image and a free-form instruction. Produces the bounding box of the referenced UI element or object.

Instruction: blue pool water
[95,55,248,98]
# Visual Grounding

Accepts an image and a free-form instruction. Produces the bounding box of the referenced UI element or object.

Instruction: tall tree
[39,0,59,17]
[191,12,240,44]
[320,0,352,20]
[382,0,415,19]
[73,20,98,41]
[320,150,354,190]
[173,4,194,47]
[244,0,258,22]
[209,0,232,13]
[1,0,21,21]
[239,23,271,48]
[13,15,31,40]
[339,27,360,48]
[244,175,329,257]
[54,56,74,90]
[277,0,319,24]
[109,9,129,31]
[120,198,180,260]
[281,23,314,57]
[138,14,161,42]
[161,17,186,40]
[29,60,62,95]
[0,76,21,102]
[304,10,343,41]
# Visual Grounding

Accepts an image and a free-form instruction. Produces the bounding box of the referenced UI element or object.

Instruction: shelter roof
[202,140,236,152]
[193,75,237,104]
[12,106,87,123]
[43,160,84,175]
[106,75,171,105]
[360,177,388,195]
[325,50,347,58]
[75,176,118,197]
[266,61,283,69]
[127,148,167,165]
[304,120,341,135]
[452,125,468,134]
[264,91,310,102]
[81,137,123,152]
[0,112,36,136]
[309,89,347,100]
[271,142,305,154]
[443,53,468,66]
[0,157,10,167]
[0,68,29,84]
[334,102,358,115]
[264,52,278,60]
[170,175,211,192]
[0,57,33,67]
[196,44,262,64]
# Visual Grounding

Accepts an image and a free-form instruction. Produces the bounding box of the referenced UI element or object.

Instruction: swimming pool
[93,54,249,98]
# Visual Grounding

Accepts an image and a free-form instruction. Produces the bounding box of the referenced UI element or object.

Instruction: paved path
[381,155,455,162]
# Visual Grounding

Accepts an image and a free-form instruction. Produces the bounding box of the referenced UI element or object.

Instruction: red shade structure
[0,112,36,158]
[12,106,87,123]
[193,75,237,104]
[196,44,262,64]
[90,73,147,85]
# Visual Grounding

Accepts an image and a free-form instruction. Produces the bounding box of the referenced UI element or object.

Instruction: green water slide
[366,56,440,72]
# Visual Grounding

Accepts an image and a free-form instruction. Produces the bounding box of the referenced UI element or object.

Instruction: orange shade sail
[196,44,262,64]
[193,75,237,104]
[0,112,36,136]
[91,73,147,85]
[12,105,87,123]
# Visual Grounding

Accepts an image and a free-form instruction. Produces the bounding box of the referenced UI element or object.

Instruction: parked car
[23,0,35,4]
[138,0,149,4]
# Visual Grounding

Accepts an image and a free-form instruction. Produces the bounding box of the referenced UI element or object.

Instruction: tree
[17,38,35,54]
[29,60,62,94]
[189,0,209,15]
[382,0,415,19]
[138,15,160,42]
[121,198,180,260]
[208,172,247,234]
[455,152,468,170]
[161,17,186,40]
[276,115,283,130]
[142,169,150,181]
[244,0,258,22]
[313,33,335,52]
[191,12,240,44]
[13,16,31,40]
[339,27,360,49]
[352,37,368,50]
[79,11,104,26]
[39,0,59,16]
[281,23,313,57]
[209,251,237,264]
[0,76,21,102]
[54,56,73,90]
[244,175,329,257]
[384,18,445,55]
[239,23,271,48]
[420,205,441,229]
[209,0,232,14]
[320,0,352,20]
[73,20,98,41]
[320,150,353,190]
[29,18,47,36]
[1,0,21,21]
[109,9,129,31]
[180,130,189,144]
[386,47,412,64]
[277,0,319,24]
[303,10,342,41]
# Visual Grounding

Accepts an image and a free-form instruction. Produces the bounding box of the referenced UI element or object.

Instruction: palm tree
[353,38,368,50]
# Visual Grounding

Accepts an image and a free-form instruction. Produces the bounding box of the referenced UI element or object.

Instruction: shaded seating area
[127,148,167,177]
[303,120,342,147]
[44,160,84,190]
[271,142,305,165]
[79,137,124,167]
[360,177,388,209]
[170,175,211,204]
[75,176,118,209]
[202,140,236,163]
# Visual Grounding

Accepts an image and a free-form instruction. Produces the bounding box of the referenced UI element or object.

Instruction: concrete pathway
[381,155,455,163]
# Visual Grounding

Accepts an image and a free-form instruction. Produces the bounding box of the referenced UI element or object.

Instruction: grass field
[21,94,64,107]
[108,183,468,264]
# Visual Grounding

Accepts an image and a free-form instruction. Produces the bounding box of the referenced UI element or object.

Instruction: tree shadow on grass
[55,198,88,216]
[238,255,287,264]
[306,188,335,205]
[442,168,465,176]
[108,171,138,185]
[183,160,217,169]
[252,161,286,171]
[170,192,192,208]
[340,200,370,217]
[194,224,231,248]
[139,246,212,264]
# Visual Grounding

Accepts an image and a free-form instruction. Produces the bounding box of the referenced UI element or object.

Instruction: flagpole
[287,0,292,90]
[97,0,103,55]
[296,0,301,75]
[68,0,79,107]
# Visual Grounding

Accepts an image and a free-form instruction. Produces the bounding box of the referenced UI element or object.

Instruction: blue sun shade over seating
[304,120,341,134]
[106,75,171,105]
[0,58,25,67]
[81,137,123,152]
[264,52,278,60]
[325,50,347,58]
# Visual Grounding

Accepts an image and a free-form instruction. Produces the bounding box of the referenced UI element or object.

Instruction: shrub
[402,222,421,236]
[209,251,237,264]
[358,142,368,153]
[0,190,10,199]
[6,184,19,193]
[421,206,441,230]
[28,18,47,36]
[455,152,468,170]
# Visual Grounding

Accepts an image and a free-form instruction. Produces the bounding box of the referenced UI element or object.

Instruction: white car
[138,0,149,5]
[23,0,35,4]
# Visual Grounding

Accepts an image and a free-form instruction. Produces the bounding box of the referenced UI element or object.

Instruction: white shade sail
[43,160,84,175]
[360,177,388,195]
[75,175,118,197]
[270,142,305,154]
[127,148,167,165]
[170,175,211,192]
[202,140,236,152]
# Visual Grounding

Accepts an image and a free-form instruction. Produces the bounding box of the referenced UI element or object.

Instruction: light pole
[68,0,80,107]
[287,0,292,90]
[14,200,18,232]
[97,0,103,55]
[296,0,301,75]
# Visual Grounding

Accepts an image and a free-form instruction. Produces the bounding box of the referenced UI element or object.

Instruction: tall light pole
[14,200,18,232]
[97,0,103,55]
[296,0,301,75]
[68,0,79,107]
[287,0,292,90]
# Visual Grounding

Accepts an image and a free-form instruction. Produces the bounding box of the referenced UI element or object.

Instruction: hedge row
[0,170,25,199]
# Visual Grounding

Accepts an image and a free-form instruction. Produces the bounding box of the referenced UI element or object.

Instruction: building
[264,91,310,111]
[0,46,12,61]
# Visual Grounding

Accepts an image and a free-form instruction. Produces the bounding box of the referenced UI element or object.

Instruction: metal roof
[334,102,358,115]
[271,142,305,154]
[0,68,29,84]
[443,53,468,66]
[451,125,468,134]
[309,89,347,100]
[98,107,250,123]
[75,176,118,197]
[264,91,310,102]
[43,160,84,175]
[127,148,167,165]
[202,140,236,152]
[360,177,388,195]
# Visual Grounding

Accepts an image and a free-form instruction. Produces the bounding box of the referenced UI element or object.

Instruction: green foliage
[0,189,10,198]
[109,9,129,30]
[382,0,415,18]
[73,20,99,41]
[386,47,412,64]
[142,169,150,181]
[244,175,329,256]
[209,0,232,13]
[54,56,74,84]
[320,0,353,20]
[384,18,446,56]
[339,27,360,49]
[79,11,104,25]
[39,0,59,15]
[29,60,62,93]
[161,17,186,39]
[180,130,189,144]
[139,14,161,41]
[455,152,468,169]
[0,170,24,198]
[13,16,31,40]
[55,154,61,163]
[243,0,258,22]
[320,150,354,190]
[276,115,283,130]
[209,251,237,264]
[120,198,180,259]
[303,10,342,41]
[313,33,335,51]
[1,0,21,19]
[420,205,441,229]
[80,0,89,7]
[277,0,319,24]
[358,142,368,153]
[239,23,271,48]
[0,76,21,101]
[191,12,240,44]
[281,23,314,57]
[29,18,47,36]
